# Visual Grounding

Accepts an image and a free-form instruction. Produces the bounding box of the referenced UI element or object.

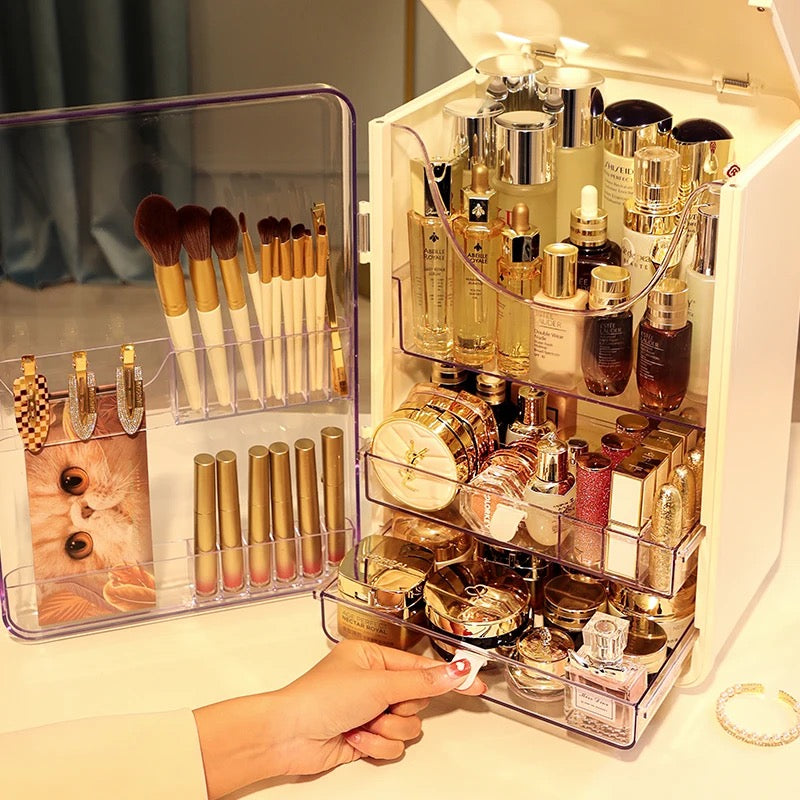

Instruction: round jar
[543,572,607,634]
[390,513,474,569]
[507,626,574,700]
[624,617,668,674]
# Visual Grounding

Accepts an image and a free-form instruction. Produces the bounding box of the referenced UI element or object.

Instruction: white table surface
[2,427,799,799]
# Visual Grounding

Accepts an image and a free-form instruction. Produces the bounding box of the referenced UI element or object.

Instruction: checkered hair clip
[13,355,50,453]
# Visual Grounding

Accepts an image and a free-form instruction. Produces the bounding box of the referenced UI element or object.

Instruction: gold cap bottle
[646,278,689,330]
[633,146,680,213]
[589,265,630,310]
[541,242,578,299]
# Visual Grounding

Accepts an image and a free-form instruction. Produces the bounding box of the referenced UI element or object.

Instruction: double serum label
[602,151,635,209]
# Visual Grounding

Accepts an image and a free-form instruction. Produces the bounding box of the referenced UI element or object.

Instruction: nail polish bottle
[636,278,692,412]
[581,265,634,397]
[496,203,541,377]
[505,386,556,445]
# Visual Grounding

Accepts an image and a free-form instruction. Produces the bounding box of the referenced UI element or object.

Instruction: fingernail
[345,731,361,744]
[446,659,469,678]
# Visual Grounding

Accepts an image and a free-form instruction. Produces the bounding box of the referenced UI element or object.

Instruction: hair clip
[13,355,50,453]
[68,351,97,441]
[116,343,144,435]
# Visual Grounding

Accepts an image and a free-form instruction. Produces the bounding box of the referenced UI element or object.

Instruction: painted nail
[346,731,361,744]
[447,659,469,677]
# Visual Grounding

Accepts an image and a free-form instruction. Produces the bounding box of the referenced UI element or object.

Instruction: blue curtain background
[0,0,189,288]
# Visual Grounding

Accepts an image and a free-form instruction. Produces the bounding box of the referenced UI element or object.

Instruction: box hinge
[357,200,371,264]
[714,74,754,96]
[518,42,560,66]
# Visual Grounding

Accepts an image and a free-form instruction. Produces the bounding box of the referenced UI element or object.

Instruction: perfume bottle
[563,185,622,291]
[565,612,648,741]
[407,157,460,359]
[622,147,682,328]
[602,99,672,243]
[443,97,504,192]
[532,243,589,388]
[494,110,558,244]
[581,265,633,396]
[535,66,605,240]
[452,164,504,366]
[475,374,515,441]
[685,198,719,401]
[636,278,692,411]
[505,386,556,445]
[496,203,541,377]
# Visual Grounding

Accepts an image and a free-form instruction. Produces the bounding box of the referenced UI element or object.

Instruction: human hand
[193,639,487,798]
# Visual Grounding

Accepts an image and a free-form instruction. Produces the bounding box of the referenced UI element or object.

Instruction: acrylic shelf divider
[364,449,703,599]
[392,264,707,432]
[3,525,355,641]
[318,579,698,749]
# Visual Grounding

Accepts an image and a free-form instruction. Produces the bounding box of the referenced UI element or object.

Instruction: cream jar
[389,513,474,569]
[543,572,608,638]
[506,626,574,700]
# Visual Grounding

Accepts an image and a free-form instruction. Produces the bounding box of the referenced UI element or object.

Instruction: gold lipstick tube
[269,442,297,582]
[321,426,346,564]
[648,483,683,593]
[216,450,244,593]
[194,453,218,598]
[295,438,323,577]
[248,445,271,588]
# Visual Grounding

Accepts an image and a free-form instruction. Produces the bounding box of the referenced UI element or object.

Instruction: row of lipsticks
[134,196,342,413]
[192,425,347,598]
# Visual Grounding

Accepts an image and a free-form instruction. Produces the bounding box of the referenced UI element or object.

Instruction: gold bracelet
[716,683,800,746]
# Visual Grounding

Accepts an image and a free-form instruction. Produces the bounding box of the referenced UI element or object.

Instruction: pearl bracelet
[716,683,800,746]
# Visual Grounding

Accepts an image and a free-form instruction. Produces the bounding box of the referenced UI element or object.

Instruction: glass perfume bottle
[532,243,589,388]
[563,185,622,291]
[496,203,541,377]
[602,99,672,243]
[452,164,504,366]
[636,278,692,411]
[494,110,558,244]
[565,612,648,741]
[581,265,633,396]
[407,157,460,359]
[622,146,682,328]
[535,67,605,240]
[505,386,556,445]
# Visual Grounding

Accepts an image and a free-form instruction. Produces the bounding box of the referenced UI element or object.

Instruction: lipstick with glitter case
[573,452,612,569]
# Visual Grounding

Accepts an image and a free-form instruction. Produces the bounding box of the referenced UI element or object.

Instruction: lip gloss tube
[216,450,244,593]
[321,426,346,565]
[248,445,271,588]
[295,438,323,578]
[269,442,297,582]
[194,453,218,598]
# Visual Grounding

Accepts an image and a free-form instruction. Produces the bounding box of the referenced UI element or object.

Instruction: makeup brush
[256,216,276,399]
[210,206,260,401]
[278,217,296,397]
[267,216,284,400]
[239,213,266,336]
[134,194,202,411]
[313,224,329,393]
[178,204,231,408]
[302,228,317,396]
[291,222,306,396]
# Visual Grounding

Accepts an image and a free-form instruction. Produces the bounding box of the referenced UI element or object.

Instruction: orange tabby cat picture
[24,391,155,626]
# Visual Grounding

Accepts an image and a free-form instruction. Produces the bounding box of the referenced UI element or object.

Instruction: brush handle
[228,305,259,401]
[303,276,317,394]
[196,307,232,408]
[247,271,265,335]
[165,310,202,411]
[280,279,296,395]
[314,274,327,394]
[292,279,305,396]
[271,281,284,400]
[260,282,273,397]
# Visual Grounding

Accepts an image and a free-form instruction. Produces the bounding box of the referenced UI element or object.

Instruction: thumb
[378,657,473,706]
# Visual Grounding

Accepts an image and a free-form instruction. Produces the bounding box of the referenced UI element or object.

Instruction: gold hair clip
[13,355,50,453]
[116,344,144,435]
[68,351,97,441]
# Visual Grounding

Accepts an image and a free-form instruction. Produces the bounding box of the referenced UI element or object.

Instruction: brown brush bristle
[278,217,292,243]
[134,194,181,265]
[256,217,277,245]
[210,206,240,260]
[291,223,305,240]
[238,212,248,233]
[318,225,327,236]
[177,204,211,261]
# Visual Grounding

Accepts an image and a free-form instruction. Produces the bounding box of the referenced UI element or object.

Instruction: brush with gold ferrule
[278,218,296,398]
[239,212,266,337]
[266,216,284,400]
[210,206,260,401]
[248,444,272,588]
[302,229,318,396]
[269,441,297,582]
[134,194,202,411]
[178,204,231,408]
[291,223,307,396]
[256,217,276,399]
[295,437,323,577]
[313,224,329,393]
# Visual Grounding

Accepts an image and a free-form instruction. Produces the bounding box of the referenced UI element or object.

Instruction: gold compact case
[543,573,607,634]
[507,626,574,700]
[337,535,435,650]
[424,560,530,656]
[390,513,474,568]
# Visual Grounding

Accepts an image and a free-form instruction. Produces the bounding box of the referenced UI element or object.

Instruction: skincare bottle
[494,111,558,244]
[407,157,460,359]
[430,361,472,393]
[496,202,541,377]
[452,164,504,366]
[581,265,633,397]
[565,612,648,741]
[685,198,719,402]
[671,118,734,211]
[636,278,692,412]
[563,185,622,291]
[475,52,542,112]
[475,374,515,441]
[443,97,504,192]
[535,66,605,239]
[622,147,681,327]
[505,386,556,445]
[602,99,672,243]
[532,243,589,388]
